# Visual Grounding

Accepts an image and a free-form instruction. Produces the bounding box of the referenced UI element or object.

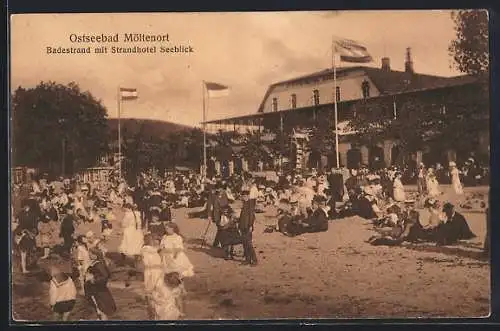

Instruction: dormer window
[440,105,447,115]
[291,94,297,109]
[272,97,278,112]
[362,80,370,98]
[313,89,320,106]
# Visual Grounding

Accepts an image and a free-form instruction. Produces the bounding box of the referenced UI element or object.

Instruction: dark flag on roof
[334,38,373,63]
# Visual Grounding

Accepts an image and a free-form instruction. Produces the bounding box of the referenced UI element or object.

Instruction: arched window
[362,80,370,98]
[272,97,278,112]
[291,94,297,109]
[313,89,320,105]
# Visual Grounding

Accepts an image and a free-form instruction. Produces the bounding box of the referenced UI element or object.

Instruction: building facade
[205,49,489,173]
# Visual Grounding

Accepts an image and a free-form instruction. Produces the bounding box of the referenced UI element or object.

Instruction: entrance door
[347,149,361,169]
[369,146,384,170]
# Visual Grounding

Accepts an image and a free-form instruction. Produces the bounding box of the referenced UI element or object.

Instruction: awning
[334,121,358,136]
[260,133,276,142]
[175,166,191,172]
[232,146,244,154]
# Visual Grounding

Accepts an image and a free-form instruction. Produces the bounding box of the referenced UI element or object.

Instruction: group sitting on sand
[367,198,477,247]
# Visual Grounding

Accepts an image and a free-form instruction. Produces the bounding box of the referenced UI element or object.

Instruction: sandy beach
[11,185,490,321]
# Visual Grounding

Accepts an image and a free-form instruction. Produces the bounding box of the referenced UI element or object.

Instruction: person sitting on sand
[284,196,329,236]
[421,198,447,236]
[305,196,329,232]
[435,202,476,246]
[278,196,306,236]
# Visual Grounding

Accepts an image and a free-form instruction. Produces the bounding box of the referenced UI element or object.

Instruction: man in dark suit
[238,190,257,265]
[159,200,172,223]
[206,182,230,248]
[302,196,329,233]
[328,169,344,205]
[436,202,476,246]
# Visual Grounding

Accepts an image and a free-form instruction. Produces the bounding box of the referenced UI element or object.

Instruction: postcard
[9,10,490,322]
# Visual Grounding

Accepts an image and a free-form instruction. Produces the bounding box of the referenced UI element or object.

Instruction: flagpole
[117,87,122,179]
[202,81,207,180]
[393,96,397,119]
[333,37,340,168]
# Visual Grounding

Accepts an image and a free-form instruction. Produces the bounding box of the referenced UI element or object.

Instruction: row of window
[271,80,371,112]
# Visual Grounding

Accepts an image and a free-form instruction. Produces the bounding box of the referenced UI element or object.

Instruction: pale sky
[10,10,462,126]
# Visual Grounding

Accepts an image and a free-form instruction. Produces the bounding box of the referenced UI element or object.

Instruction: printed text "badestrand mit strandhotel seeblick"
[46,33,195,54]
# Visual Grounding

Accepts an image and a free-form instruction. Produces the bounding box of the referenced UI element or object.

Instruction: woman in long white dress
[159,223,194,278]
[426,167,441,197]
[449,161,464,195]
[118,203,144,258]
[393,172,406,202]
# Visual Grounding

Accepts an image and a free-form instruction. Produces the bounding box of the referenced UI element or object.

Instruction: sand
[11,185,490,321]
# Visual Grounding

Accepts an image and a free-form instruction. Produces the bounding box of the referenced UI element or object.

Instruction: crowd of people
[11,156,488,321]
[12,171,197,321]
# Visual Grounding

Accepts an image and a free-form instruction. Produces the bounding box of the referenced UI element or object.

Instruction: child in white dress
[426,168,441,197]
[150,272,186,320]
[449,162,464,195]
[159,223,194,278]
[141,234,163,319]
[72,235,90,294]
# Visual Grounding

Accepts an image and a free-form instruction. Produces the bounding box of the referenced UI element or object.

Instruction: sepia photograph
[9,10,490,321]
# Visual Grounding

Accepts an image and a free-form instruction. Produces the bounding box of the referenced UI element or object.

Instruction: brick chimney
[381,57,391,71]
[405,47,414,74]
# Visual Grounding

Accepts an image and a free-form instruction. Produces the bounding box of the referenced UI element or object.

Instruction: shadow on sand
[403,242,489,262]
[184,238,229,259]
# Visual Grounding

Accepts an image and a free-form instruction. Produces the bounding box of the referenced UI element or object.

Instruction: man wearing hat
[159,200,173,223]
[277,196,304,236]
[435,202,476,246]
[238,189,257,265]
[301,195,329,233]
[345,169,362,213]
[247,175,259,214]
[206,181,230,248]
[60,204,77,257]
[417,163,427,195]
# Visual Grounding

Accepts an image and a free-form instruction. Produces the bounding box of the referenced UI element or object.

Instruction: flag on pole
[205,82,230,98]
[120,87,138,100]
[334,38,373,63]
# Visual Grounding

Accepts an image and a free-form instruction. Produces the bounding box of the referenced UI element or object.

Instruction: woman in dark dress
[217,206,241,260]
[14,201,39,273]
[84,247,116,320]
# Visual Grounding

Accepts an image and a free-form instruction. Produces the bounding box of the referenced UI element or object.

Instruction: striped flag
[334,38,373,63]
[120,87,138,100]
[205,82,230,98]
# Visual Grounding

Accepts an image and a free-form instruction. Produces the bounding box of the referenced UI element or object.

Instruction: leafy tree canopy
[449,9,489,76]
[12,81,109,175]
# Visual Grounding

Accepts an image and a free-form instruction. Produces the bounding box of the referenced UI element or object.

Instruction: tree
[449,10,489,76]
[11,81,109,176]
[306,112,336,170]
[350,85,488,167]
[240,130,271,169]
